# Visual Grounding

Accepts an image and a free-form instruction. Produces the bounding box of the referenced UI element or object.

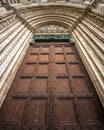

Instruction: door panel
[40,54,49,61]
[37,64,49,74]
[56,64,67,74]
[26,99,47,123]
[16,78,31,93]
[73,77,90,93]
[55,99,77,123]
[69,64,82,74]
[0,42,104,130]
[56,77,71,93]
[27,55,38,61]
[31,47,40,53]
[32,78,48,93]
[55,47,63,53]
[78,98,100,123]
[23,64,35,74]
[66,54,77,61]
[42,47,49,53]
[55,54,64,61]
[4,99,26,122]
[64,47,73,53]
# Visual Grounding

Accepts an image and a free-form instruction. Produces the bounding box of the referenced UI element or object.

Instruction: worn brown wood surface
[0,42,104,130]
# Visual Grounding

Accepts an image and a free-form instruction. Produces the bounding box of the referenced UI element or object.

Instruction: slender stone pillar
[20,0,24,3]
[11,0,15,4]
[15,0,18,3]
[0,1,2,6]
[1,0,6,4]
[14,0,18,3]
[0,0,3,6]
[8,0,12,4]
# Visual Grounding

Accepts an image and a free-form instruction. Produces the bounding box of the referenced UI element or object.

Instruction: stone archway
[0,2,104,112]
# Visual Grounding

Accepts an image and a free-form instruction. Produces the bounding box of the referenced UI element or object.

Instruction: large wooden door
[0,42,104,130]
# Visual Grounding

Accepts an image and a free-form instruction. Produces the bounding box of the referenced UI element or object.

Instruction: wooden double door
[0,42,104,130]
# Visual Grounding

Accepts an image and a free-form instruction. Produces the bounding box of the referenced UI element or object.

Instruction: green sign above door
[32,34,71,41]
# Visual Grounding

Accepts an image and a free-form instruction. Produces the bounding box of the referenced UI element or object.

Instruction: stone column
[19,0,23,3]
[11,0,15,3]
[14,0,18,3]
[2,0,11,4]
[0,3,1,6]
[0,0,3,6]
[7,0,11,4]
[48,0,57,2]
[1,0,6,3]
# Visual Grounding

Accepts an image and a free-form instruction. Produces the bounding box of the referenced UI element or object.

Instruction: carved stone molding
[0,14,18,31]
